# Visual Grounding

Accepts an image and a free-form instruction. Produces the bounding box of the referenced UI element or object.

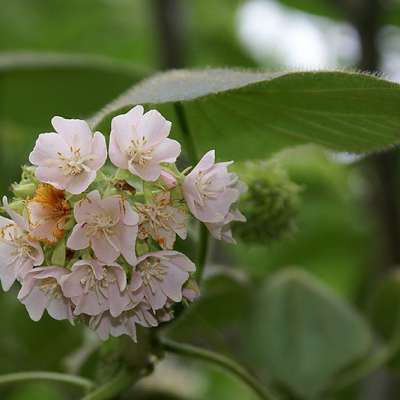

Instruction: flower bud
[11,182,36,198]
[160,170,177,189]
[11,165,38,199]
[232,161,301,245]
[183,279,200,302]
[4,198,25,214]
[20,165,37,181]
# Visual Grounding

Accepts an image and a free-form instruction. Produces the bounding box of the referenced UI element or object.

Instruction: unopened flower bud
[183,279,200,302]
[11,165,38,198]
[160,170,178,189]
[233,161,301,245]
[11,182,36,198]
[4,198,25,214]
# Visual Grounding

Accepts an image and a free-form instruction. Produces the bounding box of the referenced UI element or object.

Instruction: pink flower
[182,150,242,223]
[17,266,72,322]
[136,191,187,250]
[109,106,181,181]
[0,197,43,291]
[89,303,158,342]
[132,251,195,310]
[67,191,139,265]
[29,116,107,194]
[205,178,246,243]
[61,259,128,317]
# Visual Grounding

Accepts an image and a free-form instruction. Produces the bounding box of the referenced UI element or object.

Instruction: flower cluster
[0,106,245,342]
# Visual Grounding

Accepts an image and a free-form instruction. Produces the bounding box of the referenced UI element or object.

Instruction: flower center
[138,203,171,230]
[85,213,116,237]
[16,240,34,258]
[0,226,36,261]
[39,277,62,299]
[138,258,167,287]
[57,147,93,176]
[194,171,220,205]
[80,267,116,303]
[127,137,153,167]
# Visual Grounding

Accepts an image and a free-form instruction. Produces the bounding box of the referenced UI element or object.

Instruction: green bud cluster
[11,165,38,198]
[232,161,301,245]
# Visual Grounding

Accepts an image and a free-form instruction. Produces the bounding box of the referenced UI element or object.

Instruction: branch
[160,337,280,400]
[0,371,93,391]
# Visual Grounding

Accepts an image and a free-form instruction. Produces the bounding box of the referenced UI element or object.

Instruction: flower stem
[196,223,209,283]
[0,371,94,391]
[174,101,210,283]
[81,369,137,400]
[160,338,279,400]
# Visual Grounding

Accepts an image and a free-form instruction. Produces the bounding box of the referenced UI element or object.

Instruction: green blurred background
[1,0,400,399]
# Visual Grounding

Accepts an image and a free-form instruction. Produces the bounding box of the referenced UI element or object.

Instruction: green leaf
[0,52,145,193]
[247,268,372,399]
[91,69,400,161]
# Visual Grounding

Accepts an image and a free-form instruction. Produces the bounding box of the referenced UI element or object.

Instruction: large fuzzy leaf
[91,69,400,161]
[247,269,372,398]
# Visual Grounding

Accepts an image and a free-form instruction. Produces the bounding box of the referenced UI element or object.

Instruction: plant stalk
[160,337,279,400]
[81,369,137,400]
[0,371,94,391]
[196,223,209,283]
